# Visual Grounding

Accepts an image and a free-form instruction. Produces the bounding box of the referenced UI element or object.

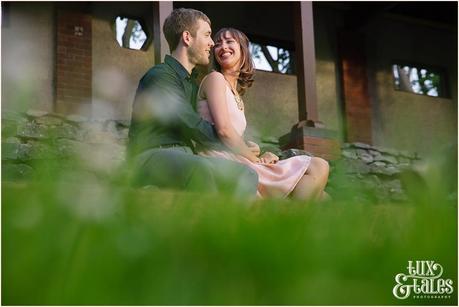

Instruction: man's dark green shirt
[128,55,222,156]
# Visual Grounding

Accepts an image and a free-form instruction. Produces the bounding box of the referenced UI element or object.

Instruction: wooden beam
[294,1,318,122]
[153,1,173,64]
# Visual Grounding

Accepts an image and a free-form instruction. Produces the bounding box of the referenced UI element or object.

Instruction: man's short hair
[163,8,211,52]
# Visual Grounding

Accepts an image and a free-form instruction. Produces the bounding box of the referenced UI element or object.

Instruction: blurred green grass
[2,177,457,305]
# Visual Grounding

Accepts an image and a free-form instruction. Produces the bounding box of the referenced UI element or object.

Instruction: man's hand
[259,152,279,164]
[246,141,260,156]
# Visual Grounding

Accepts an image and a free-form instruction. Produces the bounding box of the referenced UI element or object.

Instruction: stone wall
[2,110,128,180]
[262,139,421,203]
[328,142,421,202]
[2,110,422,203]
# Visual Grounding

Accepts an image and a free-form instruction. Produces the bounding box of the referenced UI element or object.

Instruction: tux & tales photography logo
[393,260,454,300]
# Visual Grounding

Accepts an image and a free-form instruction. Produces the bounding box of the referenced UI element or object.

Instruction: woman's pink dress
[197,83,311,198]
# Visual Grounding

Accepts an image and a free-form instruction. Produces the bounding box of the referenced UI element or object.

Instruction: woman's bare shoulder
[204,71,225,83]
[200,71,226,99]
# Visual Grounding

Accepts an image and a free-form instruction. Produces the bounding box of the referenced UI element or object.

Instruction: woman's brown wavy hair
[212,28,255,96]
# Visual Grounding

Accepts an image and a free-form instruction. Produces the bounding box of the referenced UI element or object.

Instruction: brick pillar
[338,30,372,144]
[56,10,92,114]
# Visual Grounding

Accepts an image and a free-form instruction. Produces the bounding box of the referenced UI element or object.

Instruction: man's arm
[134,69,221,146]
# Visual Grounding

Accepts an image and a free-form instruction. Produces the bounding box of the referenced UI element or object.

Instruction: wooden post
[153,1,173,64]
[294,1,318,122]
[282,2,341,160]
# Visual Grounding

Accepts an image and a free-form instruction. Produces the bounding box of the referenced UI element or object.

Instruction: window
[115,16,148,50]
[392,64,447,98]
[250,42,295,74]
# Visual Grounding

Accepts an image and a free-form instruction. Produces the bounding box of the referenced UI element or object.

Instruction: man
[128,8,258,198]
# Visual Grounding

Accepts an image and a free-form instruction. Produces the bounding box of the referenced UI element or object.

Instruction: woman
[197,28,330,200]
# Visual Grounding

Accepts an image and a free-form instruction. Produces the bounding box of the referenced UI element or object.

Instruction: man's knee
[212,160,258,196]
[232,165,258,198]
[237,165,258,187]
[182,157,219,191]
[245,167,259,183]
[188,157,220,184]
[232,162,258,182]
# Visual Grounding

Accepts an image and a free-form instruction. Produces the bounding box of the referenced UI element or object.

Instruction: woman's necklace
[224,77,244,111]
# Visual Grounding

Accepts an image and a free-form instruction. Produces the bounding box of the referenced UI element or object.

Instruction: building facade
[2,1,457,156]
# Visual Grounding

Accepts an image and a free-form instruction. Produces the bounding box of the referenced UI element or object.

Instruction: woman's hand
[246,141,260,156]
[258,152,279,164]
